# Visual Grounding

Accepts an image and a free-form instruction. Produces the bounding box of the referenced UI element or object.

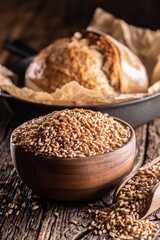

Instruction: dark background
[0,0,159,65]
[0,0,159,48]
[1,2,160,240]
[63,0,160,30]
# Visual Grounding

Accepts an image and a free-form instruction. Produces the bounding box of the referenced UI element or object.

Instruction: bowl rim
[10,116,135,161]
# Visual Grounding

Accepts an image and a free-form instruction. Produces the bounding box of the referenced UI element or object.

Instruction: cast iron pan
[1,39,160,127]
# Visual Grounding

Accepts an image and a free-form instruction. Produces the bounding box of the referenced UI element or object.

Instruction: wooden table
[0,1,160,239]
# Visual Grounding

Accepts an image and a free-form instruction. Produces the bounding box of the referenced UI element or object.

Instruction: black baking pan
[1,39,160,127]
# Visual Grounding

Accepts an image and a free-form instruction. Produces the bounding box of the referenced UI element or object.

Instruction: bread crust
[25,31,148,94]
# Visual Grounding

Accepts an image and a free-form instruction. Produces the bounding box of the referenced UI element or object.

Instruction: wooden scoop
[114,156,160,219]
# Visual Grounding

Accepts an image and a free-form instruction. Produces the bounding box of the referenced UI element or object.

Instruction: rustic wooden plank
[0,0,87,239]
[0,112,148,240]
[0,0,34,61]
[145,117,160,163]
[0,1,46,239]
[0,0,159,239]
[0,113,45,240]
[37,201,100,240]
[142,117,160,240]
[20,0,72,51]
[36,125,147,240]
[132,124,147,171]
[0,0,44,66]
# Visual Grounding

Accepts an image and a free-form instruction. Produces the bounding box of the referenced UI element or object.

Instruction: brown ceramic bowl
[10,117,136,201]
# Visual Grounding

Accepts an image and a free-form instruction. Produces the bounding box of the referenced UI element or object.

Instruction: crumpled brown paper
[0,69,147,105]
[0,9,160,106]
[88,9,160,173]
[151,55,160,85]
[0,71,107,105]
[88,8,160,82]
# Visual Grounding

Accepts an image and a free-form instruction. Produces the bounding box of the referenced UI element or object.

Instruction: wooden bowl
[10,117,136,201]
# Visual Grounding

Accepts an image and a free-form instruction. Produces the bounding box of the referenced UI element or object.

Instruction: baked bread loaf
[151,55,160,85]
[25,31,148,94]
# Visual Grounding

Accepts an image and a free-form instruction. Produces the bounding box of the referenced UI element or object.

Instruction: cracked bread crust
[25,31,148,94]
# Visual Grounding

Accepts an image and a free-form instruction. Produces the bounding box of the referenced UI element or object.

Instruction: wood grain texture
[114,156,160,219]
[143,118,160,240]
[11,118,135,201]
[0,0,159,239]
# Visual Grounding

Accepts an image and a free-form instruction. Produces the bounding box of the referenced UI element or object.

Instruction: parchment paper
[88,8,160,82]
[87,8,160,172]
